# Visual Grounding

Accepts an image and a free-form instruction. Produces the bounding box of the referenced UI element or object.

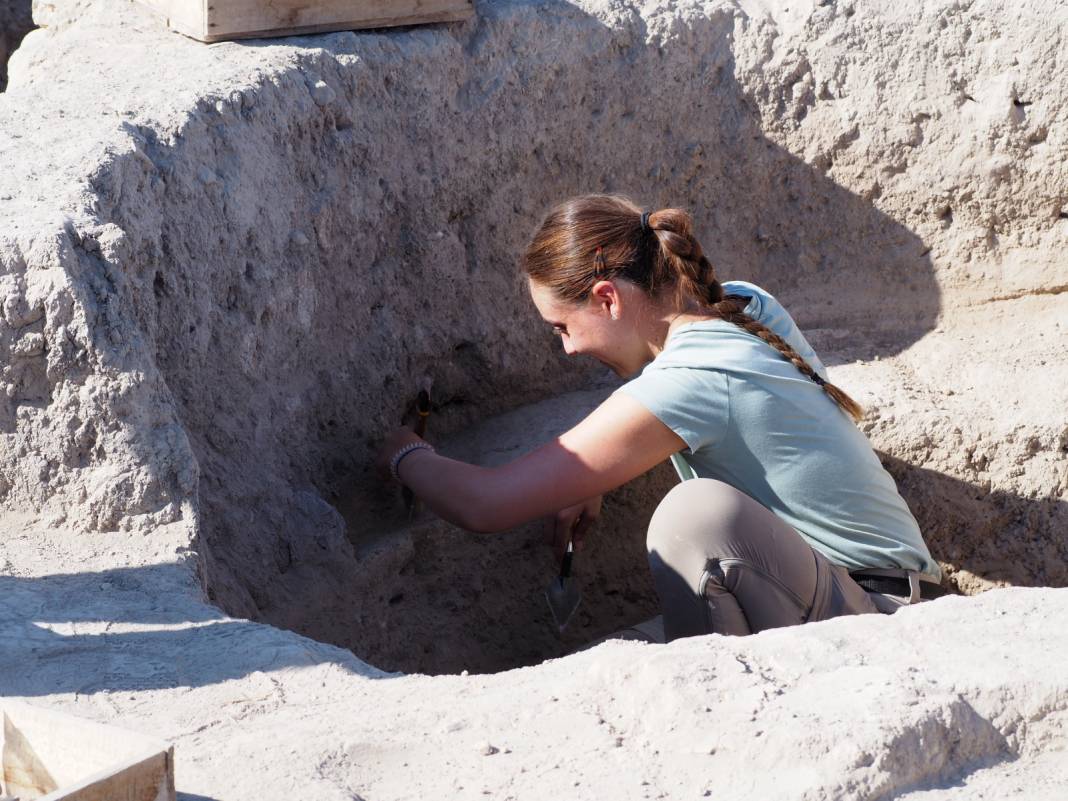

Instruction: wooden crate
[1,701,175,801]
[137,0,474,42]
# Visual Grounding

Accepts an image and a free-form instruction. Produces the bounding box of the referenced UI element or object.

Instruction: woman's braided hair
[523,194,863,423]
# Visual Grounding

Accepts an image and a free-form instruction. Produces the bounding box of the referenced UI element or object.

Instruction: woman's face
[528,279,638,377]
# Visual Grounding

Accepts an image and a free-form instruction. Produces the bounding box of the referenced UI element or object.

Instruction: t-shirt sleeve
[615,366,730,454]
[725,281,828,378]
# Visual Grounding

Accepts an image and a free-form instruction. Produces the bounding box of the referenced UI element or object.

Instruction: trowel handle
[413,389,431,438]
[560,540,574,579]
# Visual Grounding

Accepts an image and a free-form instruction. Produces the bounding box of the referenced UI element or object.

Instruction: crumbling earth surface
[1,0,1066,798]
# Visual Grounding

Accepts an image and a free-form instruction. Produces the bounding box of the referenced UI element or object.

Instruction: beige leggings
[646,478,881,642]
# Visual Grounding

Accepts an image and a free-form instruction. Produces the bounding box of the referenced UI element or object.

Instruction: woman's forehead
[528,280,564,317]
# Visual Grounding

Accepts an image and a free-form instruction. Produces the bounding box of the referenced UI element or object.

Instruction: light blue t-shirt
[617,281,940,578]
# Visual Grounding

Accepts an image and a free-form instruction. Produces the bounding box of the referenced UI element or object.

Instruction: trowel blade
[545,575,581,632]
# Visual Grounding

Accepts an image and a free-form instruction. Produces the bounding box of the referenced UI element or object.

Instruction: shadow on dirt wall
[883,453,1068,590]
[87,2,946,642]
[0,0,35,92]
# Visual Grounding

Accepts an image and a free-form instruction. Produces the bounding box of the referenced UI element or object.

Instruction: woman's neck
[649,304,715,357]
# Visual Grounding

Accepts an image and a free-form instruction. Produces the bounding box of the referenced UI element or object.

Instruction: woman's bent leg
[646,479,878,642]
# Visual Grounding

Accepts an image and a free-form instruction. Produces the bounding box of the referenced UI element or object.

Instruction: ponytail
[523,194,864,423]
[647,209,864,423]
[705,294,865,423]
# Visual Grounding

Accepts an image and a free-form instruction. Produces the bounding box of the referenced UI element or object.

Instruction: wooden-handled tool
[402,380,432,518]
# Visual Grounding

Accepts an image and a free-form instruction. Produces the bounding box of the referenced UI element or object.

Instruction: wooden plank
[208,0,471,36]
[1,702,175,801]
[198,7,473,42]
[138,0,209,40]
[3,712,60,798]
[136,0,473,42]
[44,749,175,801]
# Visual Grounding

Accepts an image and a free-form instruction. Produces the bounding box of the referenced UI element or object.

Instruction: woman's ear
[590,279,621,320]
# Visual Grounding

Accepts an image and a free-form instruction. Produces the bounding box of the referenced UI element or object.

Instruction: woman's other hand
[544,495,602,562]
[376,426,425,480]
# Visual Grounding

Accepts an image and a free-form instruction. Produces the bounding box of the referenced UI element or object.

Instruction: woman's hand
[544,495,602,563]
[368,394,683,535]
[375,426,426,481]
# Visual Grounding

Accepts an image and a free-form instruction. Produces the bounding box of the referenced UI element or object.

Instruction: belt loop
[907,571,921,605]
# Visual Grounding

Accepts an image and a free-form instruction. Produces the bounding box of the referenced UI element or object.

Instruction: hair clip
[594,247,607,275]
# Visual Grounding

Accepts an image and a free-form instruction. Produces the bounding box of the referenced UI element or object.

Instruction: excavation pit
[254,388,676,676]
[4,0,1066,682]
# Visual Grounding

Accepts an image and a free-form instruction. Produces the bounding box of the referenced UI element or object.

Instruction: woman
[377,194,941,642]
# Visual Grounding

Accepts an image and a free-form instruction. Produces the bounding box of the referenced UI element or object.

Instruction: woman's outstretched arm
[378,393,686,533]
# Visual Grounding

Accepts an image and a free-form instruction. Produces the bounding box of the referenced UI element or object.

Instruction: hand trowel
[545,540,581,632]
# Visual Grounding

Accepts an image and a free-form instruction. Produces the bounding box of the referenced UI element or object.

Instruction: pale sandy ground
[3,511,1067,800]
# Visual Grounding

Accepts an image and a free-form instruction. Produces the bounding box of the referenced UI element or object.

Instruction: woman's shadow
[882,453,1068,590]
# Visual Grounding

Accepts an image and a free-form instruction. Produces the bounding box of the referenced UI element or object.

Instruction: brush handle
[560,540,574,579]
[413,389,431,438]
[403,388,432,515]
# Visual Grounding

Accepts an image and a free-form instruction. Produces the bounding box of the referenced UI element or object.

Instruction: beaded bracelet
[389,441,436,482]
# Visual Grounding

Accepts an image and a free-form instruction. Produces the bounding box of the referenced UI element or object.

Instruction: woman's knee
[647,478,751,560]
[646,478,826,637]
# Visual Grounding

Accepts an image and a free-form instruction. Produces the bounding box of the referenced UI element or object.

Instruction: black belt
[850,572,948,601]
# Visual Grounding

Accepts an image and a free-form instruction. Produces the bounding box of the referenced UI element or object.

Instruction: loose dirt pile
[1,0,1066,796]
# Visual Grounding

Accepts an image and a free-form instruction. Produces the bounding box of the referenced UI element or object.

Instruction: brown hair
[523,194,864,423]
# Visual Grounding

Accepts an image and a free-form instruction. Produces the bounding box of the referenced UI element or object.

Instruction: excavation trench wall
[1,0,1066,673]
